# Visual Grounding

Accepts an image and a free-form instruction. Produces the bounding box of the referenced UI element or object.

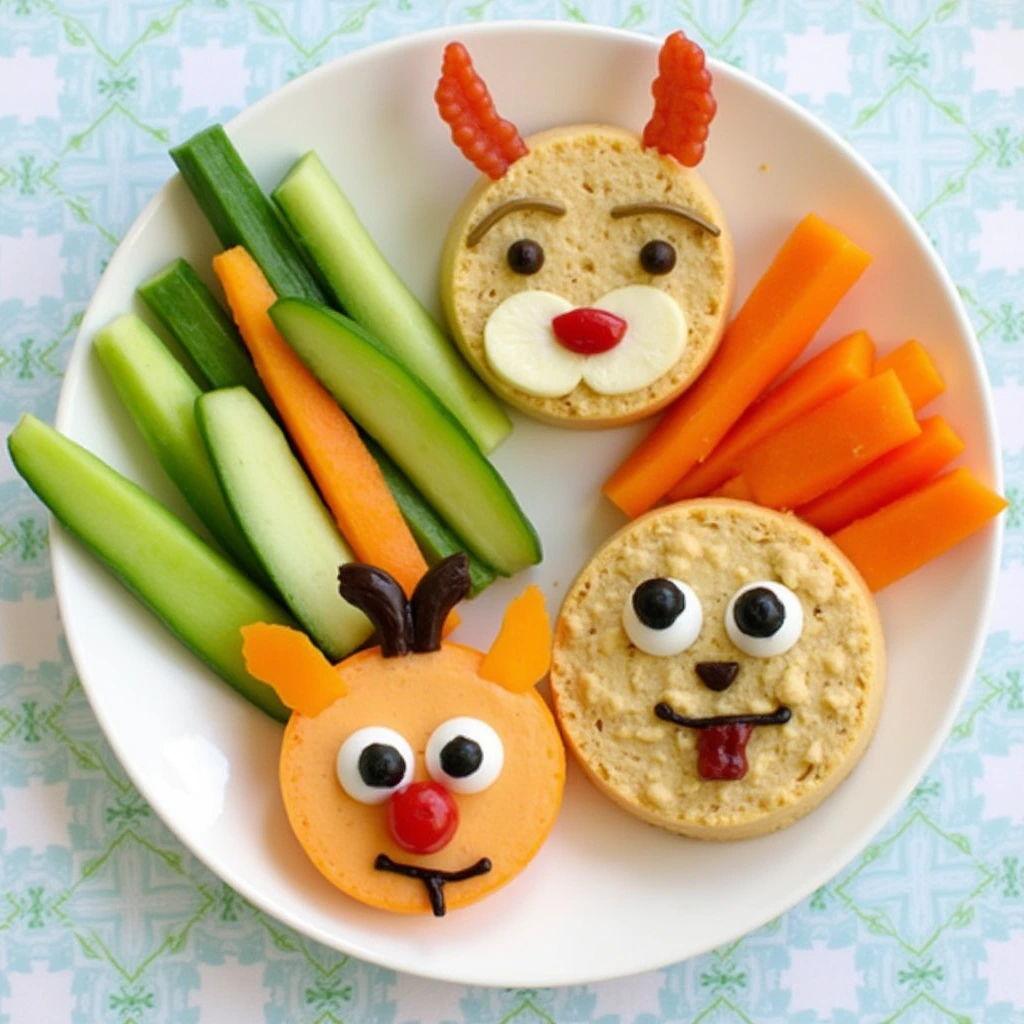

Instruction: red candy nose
[388,781,459,854]
[551,308,628,354]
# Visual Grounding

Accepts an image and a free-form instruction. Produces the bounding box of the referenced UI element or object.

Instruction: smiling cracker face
[549,500,886,840]
[439,125,734,427]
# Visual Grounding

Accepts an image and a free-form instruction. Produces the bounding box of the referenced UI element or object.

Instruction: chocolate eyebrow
[466,198,567,247]
[610,202,721,237]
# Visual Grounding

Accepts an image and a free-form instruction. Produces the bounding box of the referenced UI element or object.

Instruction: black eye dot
[507,239,544,275]
[440,736,483,778]
[639,239,676,275]
[632,578,685,630]
[358,743,406,788]
[734,587,786,638]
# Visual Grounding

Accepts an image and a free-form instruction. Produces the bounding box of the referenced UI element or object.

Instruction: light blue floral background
[0,1,1022,1021]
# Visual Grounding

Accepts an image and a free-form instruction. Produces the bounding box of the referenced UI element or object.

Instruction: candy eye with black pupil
[725,581,804,658]
[622,577,703,657]
[426,718,503,794]
[336,726,414,804]
[639,239,676,275]
[507,239,544,275]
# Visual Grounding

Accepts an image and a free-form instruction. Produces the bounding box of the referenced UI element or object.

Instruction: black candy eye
[359,743,407,788]
[725,581,804,658]
[426,717,504,794]
[622,577,703,657]
[639,239,677,275]
[734,588,785,637]
[507,239,544,275]
[440,737,483,778]
[632,578,685,629]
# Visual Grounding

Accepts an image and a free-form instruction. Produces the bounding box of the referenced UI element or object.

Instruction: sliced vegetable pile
[10,123,537,718]
[605,213,1007,591]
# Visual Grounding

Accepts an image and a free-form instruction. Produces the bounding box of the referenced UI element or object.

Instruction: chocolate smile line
[654,703,793,729]
[374,854,492,917]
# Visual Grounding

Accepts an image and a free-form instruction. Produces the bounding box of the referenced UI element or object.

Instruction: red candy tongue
[697,724,754,780]
[551,308,628,354]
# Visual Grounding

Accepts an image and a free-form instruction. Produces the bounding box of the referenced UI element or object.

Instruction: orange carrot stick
[797,416,965,534]
[711,475,754,501]
[874,339,944,411]
[830,468,1007,591]
[604,214,871,518]
[738,370,920,509]
[213,247,440,612]
[668,330,875,501]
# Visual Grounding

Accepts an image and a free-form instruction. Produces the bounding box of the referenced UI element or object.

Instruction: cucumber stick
[196,388,373,661]
[138,258,273,410]
[94,314,269,588]
[270,300,541,577]
[170,125,326,304]
[364,436,496,596]
[7,415,292,722]
[272,152,511,454]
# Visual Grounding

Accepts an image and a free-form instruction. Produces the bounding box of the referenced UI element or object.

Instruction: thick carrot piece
[668,330,875,501]
[604,214,872,518]
[830,468,1007,591]
[739,370,920,509]
[212,247,434,605]
[798,416,965,533]
[711,475,754,501]
[874,339,944,411]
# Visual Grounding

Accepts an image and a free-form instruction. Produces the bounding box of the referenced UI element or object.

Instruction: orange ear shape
[479,585,551,693]
[435,41,528,180]
[241,623,347,717]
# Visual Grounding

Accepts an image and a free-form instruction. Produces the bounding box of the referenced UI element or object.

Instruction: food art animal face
[244,555,564,915]
[549,502,886,840]
[436,35,734,427]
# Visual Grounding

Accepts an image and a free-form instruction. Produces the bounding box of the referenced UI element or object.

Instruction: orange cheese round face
[439,124,734,427]
[279,644,565,915]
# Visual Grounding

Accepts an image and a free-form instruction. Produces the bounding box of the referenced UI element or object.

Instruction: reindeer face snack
[436,34,735,427]
[549,501,885,840]
[243,555,564,916]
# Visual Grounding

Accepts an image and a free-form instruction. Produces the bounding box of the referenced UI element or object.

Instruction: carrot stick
[874,340,944,411]
[604,214,871,518]
[738,370,920,509]
[797,416,965,534]
[667,330,875,501]
[213,247,440,612]
[830,468,1007,591]
[711,475,754,501]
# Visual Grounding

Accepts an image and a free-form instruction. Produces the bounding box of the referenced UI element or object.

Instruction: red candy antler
[435,42,528,180]
[642,31,717,168]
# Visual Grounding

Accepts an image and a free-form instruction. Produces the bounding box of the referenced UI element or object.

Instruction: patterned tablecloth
[1,2,1022,1021]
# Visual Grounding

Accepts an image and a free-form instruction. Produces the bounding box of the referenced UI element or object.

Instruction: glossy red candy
[551,307,628,355]
[697,723,754,780]
[388,781,459,854]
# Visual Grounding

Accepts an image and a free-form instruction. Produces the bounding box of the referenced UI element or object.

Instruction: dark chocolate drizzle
[374,854,492,917]
[337,563,412,656]
[654,703,792,729]
[410,553,470,653]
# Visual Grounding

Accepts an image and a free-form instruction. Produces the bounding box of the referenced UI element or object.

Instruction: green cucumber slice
[138,258,273,410]
[270,300,541,577]
[196,387,372,661]
[170,125,326,304]
[8,414,292,721]
[272,152,511,454]
[94,313,269,588]
[364,436,496,596]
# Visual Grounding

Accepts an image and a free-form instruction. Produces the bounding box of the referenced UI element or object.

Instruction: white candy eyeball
[336,726,414,804]
[622,577,703,657]
[425,717,504,795]
[725,581,804,658]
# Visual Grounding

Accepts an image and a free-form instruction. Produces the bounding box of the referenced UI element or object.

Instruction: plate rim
[49,19,1004,987]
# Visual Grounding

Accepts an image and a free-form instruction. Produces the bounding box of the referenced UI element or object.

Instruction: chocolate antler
[435,42,528,179]
[410,553,470,653]
[337,564,412,657]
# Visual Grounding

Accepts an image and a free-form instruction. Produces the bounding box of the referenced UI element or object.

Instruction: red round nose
[551,307,628,354]
[388,781,459,854]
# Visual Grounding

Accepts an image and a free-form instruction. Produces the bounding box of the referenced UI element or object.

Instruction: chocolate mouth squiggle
[654,703,792,729]
[374,854,492,917]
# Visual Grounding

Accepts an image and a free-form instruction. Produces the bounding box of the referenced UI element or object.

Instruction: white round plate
[53,22,1002,987]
